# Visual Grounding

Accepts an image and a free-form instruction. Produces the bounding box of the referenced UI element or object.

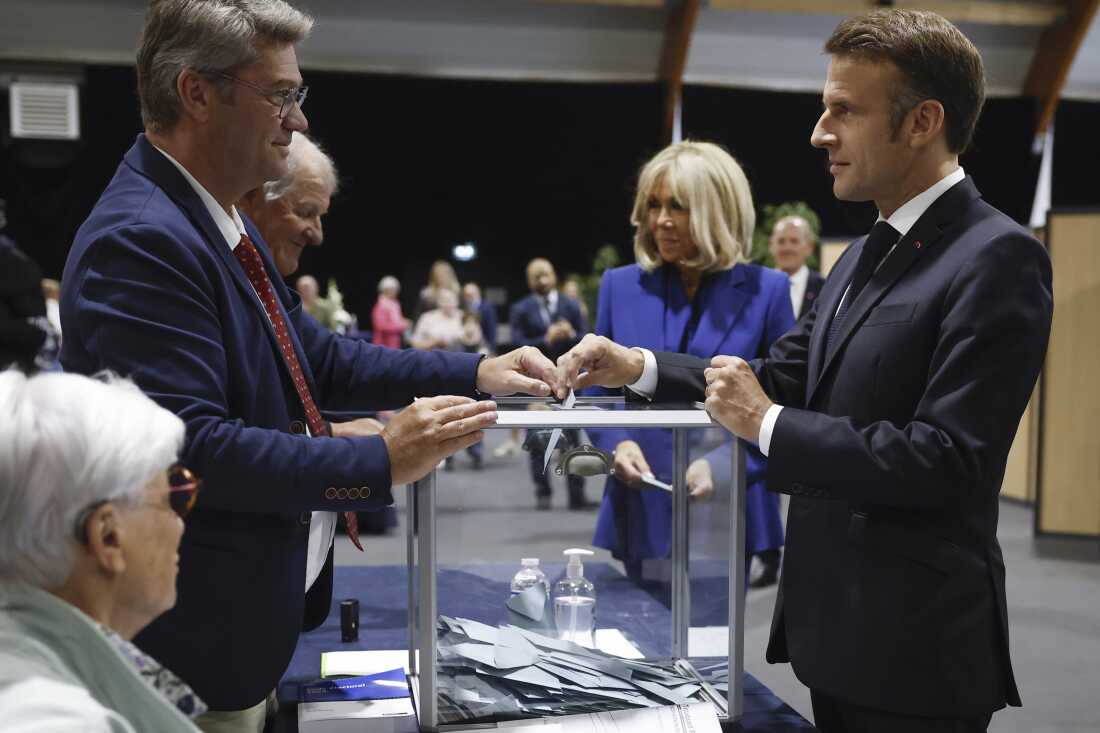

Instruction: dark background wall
[2,65,1096,324]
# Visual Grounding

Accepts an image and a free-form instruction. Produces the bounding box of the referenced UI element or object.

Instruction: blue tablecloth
[276,564,815,732]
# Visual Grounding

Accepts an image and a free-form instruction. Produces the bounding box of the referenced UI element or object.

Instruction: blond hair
[631,141,755,274]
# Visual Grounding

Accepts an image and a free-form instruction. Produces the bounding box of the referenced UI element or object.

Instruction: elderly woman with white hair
[0,370,203,732]
[372,275,410,349]
[584,141,795,582]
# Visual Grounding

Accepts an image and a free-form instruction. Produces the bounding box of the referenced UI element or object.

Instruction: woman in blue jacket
[587,141,795,580]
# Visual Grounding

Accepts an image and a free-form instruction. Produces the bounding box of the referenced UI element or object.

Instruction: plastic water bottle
[552,548,596,647]
[510,558,550,599]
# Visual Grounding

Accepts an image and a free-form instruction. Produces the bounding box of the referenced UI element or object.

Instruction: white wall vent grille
[10,82,80,140]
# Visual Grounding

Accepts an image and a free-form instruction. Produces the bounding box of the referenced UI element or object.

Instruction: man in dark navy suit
[558,9,1051,732]
[769,215,825,321]
[509,258,592,509]
[60,2,556,731]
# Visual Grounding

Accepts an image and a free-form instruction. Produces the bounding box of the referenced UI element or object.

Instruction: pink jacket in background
[372,296,406,348]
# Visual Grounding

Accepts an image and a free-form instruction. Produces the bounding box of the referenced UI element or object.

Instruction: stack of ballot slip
[298,649,417,733]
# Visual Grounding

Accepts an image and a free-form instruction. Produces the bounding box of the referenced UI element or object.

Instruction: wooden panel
[819,239,849,277]
[709,0,1065,26]
[1037,210,1100,537]
[1023,0,1100,139]
[1002,389,1038,502]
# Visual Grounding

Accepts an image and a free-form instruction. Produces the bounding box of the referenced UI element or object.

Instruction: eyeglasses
[73,464,202,544]
[212,72,308,119]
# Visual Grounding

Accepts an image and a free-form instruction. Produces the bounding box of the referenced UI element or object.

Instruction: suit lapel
[127,136,290,365]
[807,251,854,394]
[622,268,667,350]
[688,266,748,359]
[809,177,981,403]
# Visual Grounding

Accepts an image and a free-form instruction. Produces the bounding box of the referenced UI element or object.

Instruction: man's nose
[284,102,308,133]
[810,114,832,148]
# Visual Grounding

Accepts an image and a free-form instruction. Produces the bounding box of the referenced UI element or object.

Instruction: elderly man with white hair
[238,132,335,279]
[768,215,824,320]
[0,370,202,732]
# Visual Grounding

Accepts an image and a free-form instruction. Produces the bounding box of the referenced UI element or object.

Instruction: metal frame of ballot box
[405,397,746,731]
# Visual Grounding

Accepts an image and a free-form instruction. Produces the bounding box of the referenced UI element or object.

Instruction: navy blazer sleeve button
[289,420,306,435]
[347,487,361,500]
[324,487,337,499]
[336,487,349,500]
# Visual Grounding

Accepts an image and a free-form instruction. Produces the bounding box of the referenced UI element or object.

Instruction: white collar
[880,167,965,237]
[150,143,247,250]
[788,265,809,287]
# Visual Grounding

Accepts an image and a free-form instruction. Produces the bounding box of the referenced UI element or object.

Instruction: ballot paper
[436,616,715,724]
[639,472,673,492]
[542,389,577,471]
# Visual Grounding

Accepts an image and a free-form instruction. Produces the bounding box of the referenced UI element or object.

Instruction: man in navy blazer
[558,10,1051,732]
[60,2,556,728]
[509,258,591,509]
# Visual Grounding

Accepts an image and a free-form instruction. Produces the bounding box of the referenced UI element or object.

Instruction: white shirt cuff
[625,348,657,400]
[758,404,784,457]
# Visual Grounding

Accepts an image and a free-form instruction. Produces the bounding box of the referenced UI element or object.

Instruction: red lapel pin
[914,241,922,249]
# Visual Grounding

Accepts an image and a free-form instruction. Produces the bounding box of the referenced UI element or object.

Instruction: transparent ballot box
[405,396,746,730]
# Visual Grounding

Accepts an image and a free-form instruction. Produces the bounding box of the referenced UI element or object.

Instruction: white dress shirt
[788,265,810,317]
[630,167,967,457]
[152,144,334,592]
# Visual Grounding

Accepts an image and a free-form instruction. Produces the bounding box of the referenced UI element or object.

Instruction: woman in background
[587,141,794,580]
[371,275,410,348]
[414,259,460,321]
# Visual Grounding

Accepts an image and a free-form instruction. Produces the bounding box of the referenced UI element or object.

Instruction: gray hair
[378,276,400,294]
[262,133,339,201]
[0,370,185,589]
[137,0,314,133]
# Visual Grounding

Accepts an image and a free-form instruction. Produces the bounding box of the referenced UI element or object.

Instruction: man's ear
[176,68,219,125]
[907,99,946,150]
[82,503,127,576]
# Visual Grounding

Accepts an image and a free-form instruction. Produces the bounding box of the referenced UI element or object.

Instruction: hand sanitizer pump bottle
[553,548,596,647]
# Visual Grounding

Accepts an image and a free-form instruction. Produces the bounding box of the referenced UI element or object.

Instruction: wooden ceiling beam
[1024,0,1100,139]
[659,0,700,144]
[708,0,1066,27]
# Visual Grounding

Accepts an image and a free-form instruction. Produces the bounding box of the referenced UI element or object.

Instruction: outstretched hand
[555,334,645,398]
[382,396,497,485]
[476,346,560,397]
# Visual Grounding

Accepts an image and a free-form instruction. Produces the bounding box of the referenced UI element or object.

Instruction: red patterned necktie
[234,233,362,551]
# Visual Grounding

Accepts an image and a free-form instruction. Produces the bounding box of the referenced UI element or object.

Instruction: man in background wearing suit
[510,257,592,510]
[769,215,825,321]
[60,2,556,731]
[558,9,1052,732]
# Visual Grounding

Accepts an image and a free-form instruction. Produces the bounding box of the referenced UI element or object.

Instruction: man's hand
[382,396,497,485]
[686,458,715,501]
[330,416,385,438]
[476,346,559,396]
[555,334,645,397]
[703,355,773,441]
[613,440,652,487]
